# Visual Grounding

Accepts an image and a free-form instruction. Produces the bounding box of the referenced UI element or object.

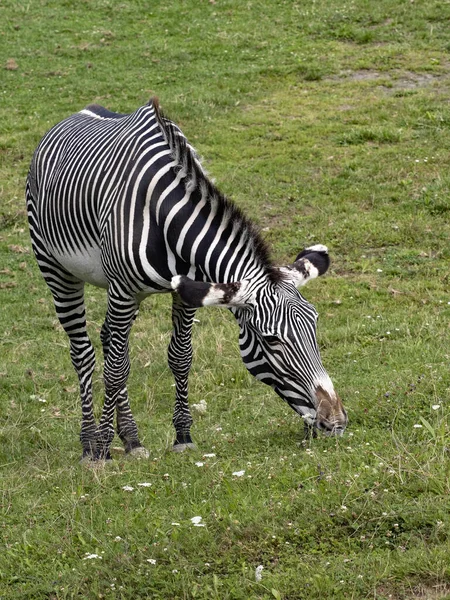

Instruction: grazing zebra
[26,98,347,461]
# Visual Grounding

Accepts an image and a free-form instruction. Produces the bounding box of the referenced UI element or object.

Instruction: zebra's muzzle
[314,385,348,436]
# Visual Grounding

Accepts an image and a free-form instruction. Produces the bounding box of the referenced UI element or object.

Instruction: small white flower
[172,569,179,574]
[171,522,181,526]
[137,482,152,487]
[255,565,264,582]
[146,559,157,565]
[195,462,204,467]
[203,453,216,458]
[413,424,423,429]
[30,395,47,402]
[232,470,245,477]
[377,269,383,273]
[341,505,348,511]
[432,405,441,410]
[190,516,203,525]
[192,400,207,414]
[83,553,102,560]
[114,536,122,542]
[122,485,134,492]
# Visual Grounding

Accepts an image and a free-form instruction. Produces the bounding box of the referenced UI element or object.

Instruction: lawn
[1,1,450,598]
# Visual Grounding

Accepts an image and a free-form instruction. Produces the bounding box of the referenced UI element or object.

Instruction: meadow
[1,0,450,598]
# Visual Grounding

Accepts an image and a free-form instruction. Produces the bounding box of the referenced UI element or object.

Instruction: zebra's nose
[315,419,347,436]
[315,385,347,435]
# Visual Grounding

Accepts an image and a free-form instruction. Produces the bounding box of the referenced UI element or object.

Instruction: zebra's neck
[152,100,273,285]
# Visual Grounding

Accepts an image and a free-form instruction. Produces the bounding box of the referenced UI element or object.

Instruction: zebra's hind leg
[51,285,98,460]
[26,211,98,461]
[97,289,148,459]
[100,312,148,459]
[169,296,197,452]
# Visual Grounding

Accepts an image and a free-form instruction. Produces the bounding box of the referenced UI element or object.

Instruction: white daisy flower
[190,516,205,527]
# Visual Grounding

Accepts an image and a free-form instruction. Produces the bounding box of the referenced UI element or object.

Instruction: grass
[1,0,450,598]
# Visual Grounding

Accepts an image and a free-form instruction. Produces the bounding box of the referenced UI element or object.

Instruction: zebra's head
[172,245,347,437]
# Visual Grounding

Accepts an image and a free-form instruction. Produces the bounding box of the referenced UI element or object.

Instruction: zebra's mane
[151,97,282,283]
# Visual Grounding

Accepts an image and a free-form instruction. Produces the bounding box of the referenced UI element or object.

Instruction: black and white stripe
[26,98,346,460]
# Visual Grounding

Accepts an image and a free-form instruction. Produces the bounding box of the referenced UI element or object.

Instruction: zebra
[26,98,347,461]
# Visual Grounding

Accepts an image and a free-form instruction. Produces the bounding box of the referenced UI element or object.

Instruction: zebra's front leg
[97,291,146,460]
[169,296,197,451]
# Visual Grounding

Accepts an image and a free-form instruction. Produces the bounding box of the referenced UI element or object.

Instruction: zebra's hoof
[172,442,196,453]
[127,446,150,460]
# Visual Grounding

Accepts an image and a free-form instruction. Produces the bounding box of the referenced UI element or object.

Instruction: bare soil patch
[327,68,450,91]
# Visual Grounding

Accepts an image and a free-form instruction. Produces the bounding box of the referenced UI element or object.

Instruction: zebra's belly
[52,246,109,289]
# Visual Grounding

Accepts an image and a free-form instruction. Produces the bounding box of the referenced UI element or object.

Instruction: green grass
[1,0,450,598]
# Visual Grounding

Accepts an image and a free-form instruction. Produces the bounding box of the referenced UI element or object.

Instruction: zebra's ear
[171,276,250,308]
[280,244,330,288]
